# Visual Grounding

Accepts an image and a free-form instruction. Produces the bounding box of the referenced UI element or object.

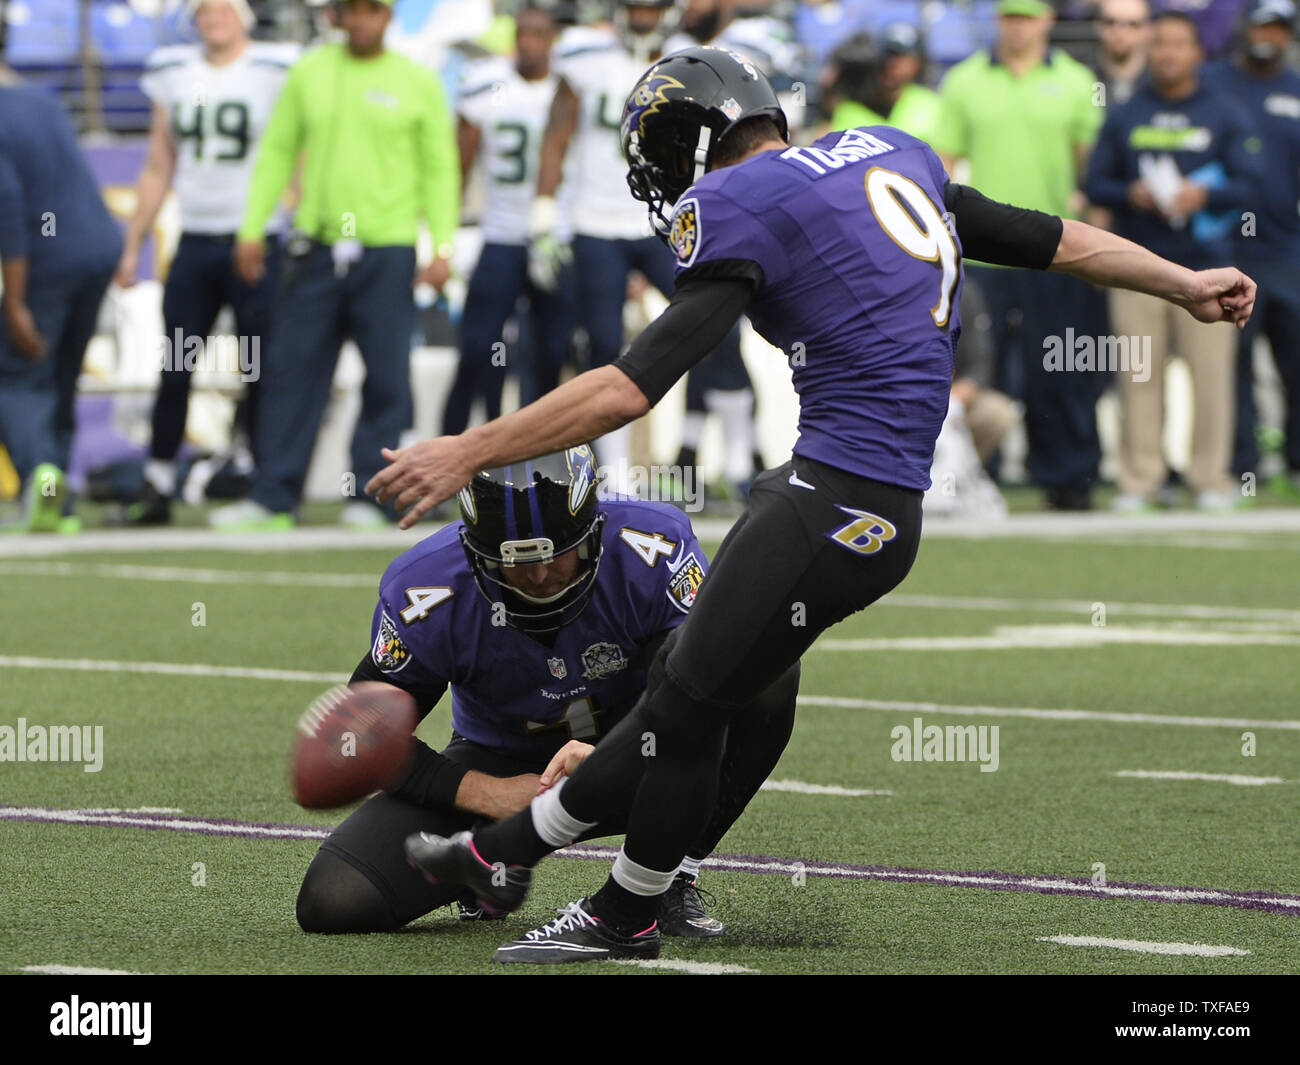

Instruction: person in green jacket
[823,23,942,144]
[213,0,460,530]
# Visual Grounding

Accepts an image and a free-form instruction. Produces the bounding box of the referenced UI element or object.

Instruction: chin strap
[693,126,713,185]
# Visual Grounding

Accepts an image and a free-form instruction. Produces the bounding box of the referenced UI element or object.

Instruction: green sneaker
[24,463,66,533]
[209,500,295,533]
[57,515,83,535]
[1268,471,1300,503]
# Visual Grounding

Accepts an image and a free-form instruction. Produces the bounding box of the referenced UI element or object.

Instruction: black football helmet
[458,446,606,636]
[829,32,887,109]
[621,46,788,237]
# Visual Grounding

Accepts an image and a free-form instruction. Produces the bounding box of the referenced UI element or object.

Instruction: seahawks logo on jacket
[372,612,411,673]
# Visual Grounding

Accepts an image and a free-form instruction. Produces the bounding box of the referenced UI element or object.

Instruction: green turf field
[2,516,1298,975]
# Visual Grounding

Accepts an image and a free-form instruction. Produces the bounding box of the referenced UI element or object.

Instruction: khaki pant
[965,388,1018,463]
[1108,288,1236,497]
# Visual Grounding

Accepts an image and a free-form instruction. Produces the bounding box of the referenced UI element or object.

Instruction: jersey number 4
[399,586,453,624]
[863,166,960,329]
[619,527,677,567]
[527,696,603,740]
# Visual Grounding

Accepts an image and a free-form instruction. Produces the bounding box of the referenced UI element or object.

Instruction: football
[291,683,418,809]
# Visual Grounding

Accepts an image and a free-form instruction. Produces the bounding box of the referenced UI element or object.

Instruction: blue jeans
[445,241,576,434]
[966,265,1101,489]
[1233,257,1300,474]
[0,262,117,486]
[154,233,279,460]
[249,244,416,515]
[570,232,749,408]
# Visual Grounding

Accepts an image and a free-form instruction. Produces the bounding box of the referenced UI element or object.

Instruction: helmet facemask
[457,449,607,637]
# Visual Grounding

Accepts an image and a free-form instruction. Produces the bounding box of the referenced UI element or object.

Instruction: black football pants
[510,455,924,877]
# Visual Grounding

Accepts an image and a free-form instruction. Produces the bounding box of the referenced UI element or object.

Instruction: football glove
[527,196,572,292]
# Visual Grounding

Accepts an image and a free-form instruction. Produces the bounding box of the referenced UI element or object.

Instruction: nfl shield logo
[548,657,567,680]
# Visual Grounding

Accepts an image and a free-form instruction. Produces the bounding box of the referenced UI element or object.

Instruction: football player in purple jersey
[371,48,1256,963]
[296,444,798,939]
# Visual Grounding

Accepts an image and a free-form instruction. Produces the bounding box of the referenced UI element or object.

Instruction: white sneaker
[1110,493,1155,514]
[339,501,389,528]
[1195,490,1241,512]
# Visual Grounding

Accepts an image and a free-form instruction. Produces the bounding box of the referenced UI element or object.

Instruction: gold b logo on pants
[828,506,897,555]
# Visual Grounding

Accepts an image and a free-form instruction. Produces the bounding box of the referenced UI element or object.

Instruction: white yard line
[609,958,757,974]
[1037,936,1250,957]
[0,561,375,587]
[79,807,184,813]
[1,510,1298,557]
[0,655,348,684]
[0,807,330,840]
[8,559,1298,631]
[19,964,148,975]
[818,625,1300,652]
[879,594,1300,626]
[797,695,1300,732]
[1,652,1296,735]
[760,779,892,797]
[1114,770,1286,786]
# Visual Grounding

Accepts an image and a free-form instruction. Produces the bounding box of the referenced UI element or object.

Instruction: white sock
[705,388,755,484]
[528,779,597,848]
[611,847,679,897]
[678,855,702,880]
[680,410,705,452]
[144,459,176,496]
[595,426,633,495]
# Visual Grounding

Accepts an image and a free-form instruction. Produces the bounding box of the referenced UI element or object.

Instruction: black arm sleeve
[348,654,467,810]
[944,181,1064,271]
[613,261,761,407]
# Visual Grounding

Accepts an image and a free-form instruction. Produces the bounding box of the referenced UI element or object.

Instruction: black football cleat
[404,830,531,915]
[110,480,172,527]
[457,893,507,921]
[492,899,660,964]
[658,873,725,938]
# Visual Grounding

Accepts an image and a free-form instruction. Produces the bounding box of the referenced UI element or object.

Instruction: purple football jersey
[668,126,962,491]
[368,498,706,762]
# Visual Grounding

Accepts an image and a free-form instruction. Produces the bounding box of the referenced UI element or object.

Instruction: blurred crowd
[0,0,1297,531]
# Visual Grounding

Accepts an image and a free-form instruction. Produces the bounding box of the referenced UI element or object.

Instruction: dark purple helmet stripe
[502,464,518,543]
[523,459,546,543]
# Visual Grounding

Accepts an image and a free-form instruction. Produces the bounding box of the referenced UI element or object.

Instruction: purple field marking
[5,804,1298,916]
[0,806,330,841]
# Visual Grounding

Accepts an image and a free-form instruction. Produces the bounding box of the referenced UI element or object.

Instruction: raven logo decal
[623,70,686,141]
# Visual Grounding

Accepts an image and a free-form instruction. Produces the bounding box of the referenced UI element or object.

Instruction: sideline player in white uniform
[114,0,298,525]
[444,3,575,435]
[528,0,753,498]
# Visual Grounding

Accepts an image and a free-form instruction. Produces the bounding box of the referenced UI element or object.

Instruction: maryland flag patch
[669,197,701,268]
[372,612,411,674]
[666,551,705,612]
